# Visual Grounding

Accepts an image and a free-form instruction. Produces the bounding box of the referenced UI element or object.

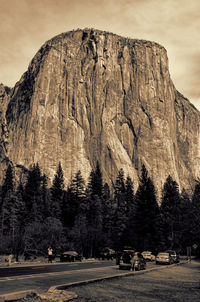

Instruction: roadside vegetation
[0,162,200,260]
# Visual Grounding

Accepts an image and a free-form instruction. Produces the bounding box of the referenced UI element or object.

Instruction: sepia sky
[0,0,200,110]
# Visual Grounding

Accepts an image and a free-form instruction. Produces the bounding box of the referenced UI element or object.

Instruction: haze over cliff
[1,29,200,196]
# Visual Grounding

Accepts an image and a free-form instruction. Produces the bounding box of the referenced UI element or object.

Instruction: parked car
[142,251,156,261]
[60,251,83,262]
[100,248,116,260]
[119,249,136,270]
[156,252,173,265]
[166,250,180,263]
[121,249,135,264]
[115,251,123,265]
[131,252,146,271]
[24,249,46,261]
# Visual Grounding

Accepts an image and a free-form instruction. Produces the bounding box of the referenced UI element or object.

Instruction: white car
[155,252,173,265]
[142,251,155,261]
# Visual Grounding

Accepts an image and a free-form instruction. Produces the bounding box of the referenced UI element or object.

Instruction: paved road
[0,261,116,277]
[0,260,155,295]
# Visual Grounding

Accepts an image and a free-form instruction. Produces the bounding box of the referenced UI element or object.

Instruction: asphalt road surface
[0,260,116,277]
[0,260,143,295]
[0,259,196,302]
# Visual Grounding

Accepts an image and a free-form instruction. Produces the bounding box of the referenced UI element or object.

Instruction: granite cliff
[0,84,10,172]
[1,29,200,196]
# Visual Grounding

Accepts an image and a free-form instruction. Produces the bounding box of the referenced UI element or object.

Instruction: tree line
[0,162,200,260]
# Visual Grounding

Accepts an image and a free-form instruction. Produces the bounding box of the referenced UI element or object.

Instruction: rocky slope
[1,29,200,195]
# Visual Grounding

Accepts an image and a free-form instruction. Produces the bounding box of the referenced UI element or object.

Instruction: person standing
[8,253,13,266]
[48,247,53,263]
[130,254,136,271]
[116,251,121,265]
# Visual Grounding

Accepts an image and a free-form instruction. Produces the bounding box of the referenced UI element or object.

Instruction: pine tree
[0,185,26,260]
[70,170,85,199]
[86,194,103,258]
[85,162,105,256]
[130,165,160,252]
[40,174,51,219]
[1,164,15,201]
[179,189,194,249]
[50,162,64,219]
[102,183,112,233]
[102,183,111,201]
[0,164,15,239]
[160,175,180,250]
[119,175,135,248]
[125,175,134,214]
[192,182,200,208]
[15,181,26,230]
[61,188,74,228]
[87,161,103,197]
[111,168,128,250]
[114,168,126,207]
[71,213,88,256]
[1,179,26,260]
[1,189,17,236]
[191,181,200,247]
[62,170,85,228]
[23,163,43,222]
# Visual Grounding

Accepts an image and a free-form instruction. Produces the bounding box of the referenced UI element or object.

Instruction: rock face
[1,29,200,196]
[0,84,10,172]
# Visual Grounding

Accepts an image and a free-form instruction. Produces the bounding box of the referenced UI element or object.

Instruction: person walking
[48,247,53,263]
[130,255,136,271]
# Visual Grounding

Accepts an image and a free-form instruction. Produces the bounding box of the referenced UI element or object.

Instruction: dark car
[122,249,135,264]
[24,249,46,261]
[166,250,180,263]
[131,252,146,271]
[100,248,116,260]
[119,249,135,270]
[60,251,83,262]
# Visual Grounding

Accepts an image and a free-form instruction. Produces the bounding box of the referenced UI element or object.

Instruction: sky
[0,0,200,110]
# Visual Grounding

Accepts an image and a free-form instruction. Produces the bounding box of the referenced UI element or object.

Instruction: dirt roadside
[6,260,200,302]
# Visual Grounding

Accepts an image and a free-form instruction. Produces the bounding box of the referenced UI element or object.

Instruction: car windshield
[158,253,169,256]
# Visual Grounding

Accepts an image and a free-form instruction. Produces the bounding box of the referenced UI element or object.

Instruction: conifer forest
[0,162,200,260]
